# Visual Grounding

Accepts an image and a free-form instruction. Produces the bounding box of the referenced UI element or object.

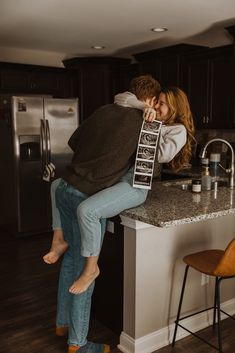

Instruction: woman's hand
[143,107,156,122]
[143,96,157,122]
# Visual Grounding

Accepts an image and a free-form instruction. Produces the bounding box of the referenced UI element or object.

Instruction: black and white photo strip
[133,119,162,189]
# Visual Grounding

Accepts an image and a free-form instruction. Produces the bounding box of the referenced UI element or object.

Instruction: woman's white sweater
[114,91,187,163]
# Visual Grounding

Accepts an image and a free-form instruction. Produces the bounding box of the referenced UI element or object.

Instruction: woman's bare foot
[43,230,68,264]
[69,266,100,294]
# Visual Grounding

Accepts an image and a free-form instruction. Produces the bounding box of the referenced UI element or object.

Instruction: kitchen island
[118,179,235,353]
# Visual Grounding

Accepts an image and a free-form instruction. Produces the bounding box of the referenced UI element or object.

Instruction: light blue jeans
[55,179,107,346]
[51,167,148,257]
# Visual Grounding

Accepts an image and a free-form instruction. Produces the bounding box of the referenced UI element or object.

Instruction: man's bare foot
[43,231,68,264]
[69,266,100,294]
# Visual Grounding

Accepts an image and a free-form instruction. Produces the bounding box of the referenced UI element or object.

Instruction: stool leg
[172,265,189,347]
[213,277,217,329]
[216,277,222,353]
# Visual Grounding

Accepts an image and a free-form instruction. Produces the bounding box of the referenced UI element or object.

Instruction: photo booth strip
[133,119,162,189]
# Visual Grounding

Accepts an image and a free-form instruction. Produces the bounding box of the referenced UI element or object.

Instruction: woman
[44,87,194,288]
[44,84,195,353]
[154,86,195,171]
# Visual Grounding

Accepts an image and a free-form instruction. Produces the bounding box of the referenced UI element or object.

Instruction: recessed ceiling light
[151,27,168,33]
[91,46,105,50]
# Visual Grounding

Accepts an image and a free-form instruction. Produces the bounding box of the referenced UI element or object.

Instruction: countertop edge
[121,208,235,228]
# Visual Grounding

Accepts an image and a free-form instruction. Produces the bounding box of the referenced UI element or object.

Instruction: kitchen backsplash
[196,129,235,145]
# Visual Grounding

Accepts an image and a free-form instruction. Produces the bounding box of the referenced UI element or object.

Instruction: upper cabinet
[111,44,207,100]
[63,57,130,121]
[134,44,207,89]
[185,45,234,129]
[133,43,234,130]
[112,63,140,95]
[0,40,234,129]
[0,62,75,98]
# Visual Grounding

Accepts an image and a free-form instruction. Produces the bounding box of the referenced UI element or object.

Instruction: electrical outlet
[201,274,210,286]
[106,220,114,233]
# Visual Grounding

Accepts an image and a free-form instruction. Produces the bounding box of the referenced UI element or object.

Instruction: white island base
[118,213,235,353]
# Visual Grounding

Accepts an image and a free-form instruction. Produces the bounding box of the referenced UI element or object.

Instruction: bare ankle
[83,264,99,276]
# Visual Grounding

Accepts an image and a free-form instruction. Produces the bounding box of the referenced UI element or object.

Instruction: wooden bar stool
[172,238,235,353]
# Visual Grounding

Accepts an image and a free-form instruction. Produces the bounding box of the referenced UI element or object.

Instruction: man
[44,75,161,353]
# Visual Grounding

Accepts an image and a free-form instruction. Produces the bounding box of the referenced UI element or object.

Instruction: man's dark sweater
[63,103,143,195]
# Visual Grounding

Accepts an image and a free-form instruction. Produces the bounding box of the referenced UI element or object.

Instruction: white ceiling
[1,0,235,61]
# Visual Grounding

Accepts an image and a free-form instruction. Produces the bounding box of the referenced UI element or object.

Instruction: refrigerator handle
[45,119,51,163]
[40,119,47,167]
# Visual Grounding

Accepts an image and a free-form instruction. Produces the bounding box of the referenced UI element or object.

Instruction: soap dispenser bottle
[201,166,212,191]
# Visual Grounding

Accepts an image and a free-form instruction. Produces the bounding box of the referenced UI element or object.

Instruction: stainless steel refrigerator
[0,96,79,236]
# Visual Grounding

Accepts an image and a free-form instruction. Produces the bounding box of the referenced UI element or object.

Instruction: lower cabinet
[91,216,124,334]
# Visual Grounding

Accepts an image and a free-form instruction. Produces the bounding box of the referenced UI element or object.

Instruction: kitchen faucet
[199,138,234,188]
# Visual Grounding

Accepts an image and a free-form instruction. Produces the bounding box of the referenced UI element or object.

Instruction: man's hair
[129,75,161,101]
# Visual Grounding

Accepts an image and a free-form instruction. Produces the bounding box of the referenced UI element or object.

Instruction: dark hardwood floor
[0,230,235,353]
[0,231,119,353]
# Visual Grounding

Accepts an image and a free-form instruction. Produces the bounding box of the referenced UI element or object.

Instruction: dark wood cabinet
[29,71,63,93]
[102,43,234,131]
[0,41,234,129]
[0,62,75,98]
[134,44,207,89]
[92,217,124,334]
[63,57,130,122]
[138,57,161,81]
[112,62,140,95]
[210,54,234,128]
[185,45,233,129]
[0,68,30,91]
[185,55,209,129]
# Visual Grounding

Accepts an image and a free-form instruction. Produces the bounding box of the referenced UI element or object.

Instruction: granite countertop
[121,178,235,228]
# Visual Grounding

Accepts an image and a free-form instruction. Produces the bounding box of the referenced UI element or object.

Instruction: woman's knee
[136,189,148,204]
[120,181,148,204]
[77,200,98,222]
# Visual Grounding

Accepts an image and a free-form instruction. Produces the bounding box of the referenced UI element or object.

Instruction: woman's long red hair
[161,87,195,171]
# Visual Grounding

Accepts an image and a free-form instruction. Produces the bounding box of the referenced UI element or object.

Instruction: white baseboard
[118,298,235,353]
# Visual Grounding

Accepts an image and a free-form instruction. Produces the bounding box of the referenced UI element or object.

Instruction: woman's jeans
[51,168,148,257]
[55,180,106,346]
